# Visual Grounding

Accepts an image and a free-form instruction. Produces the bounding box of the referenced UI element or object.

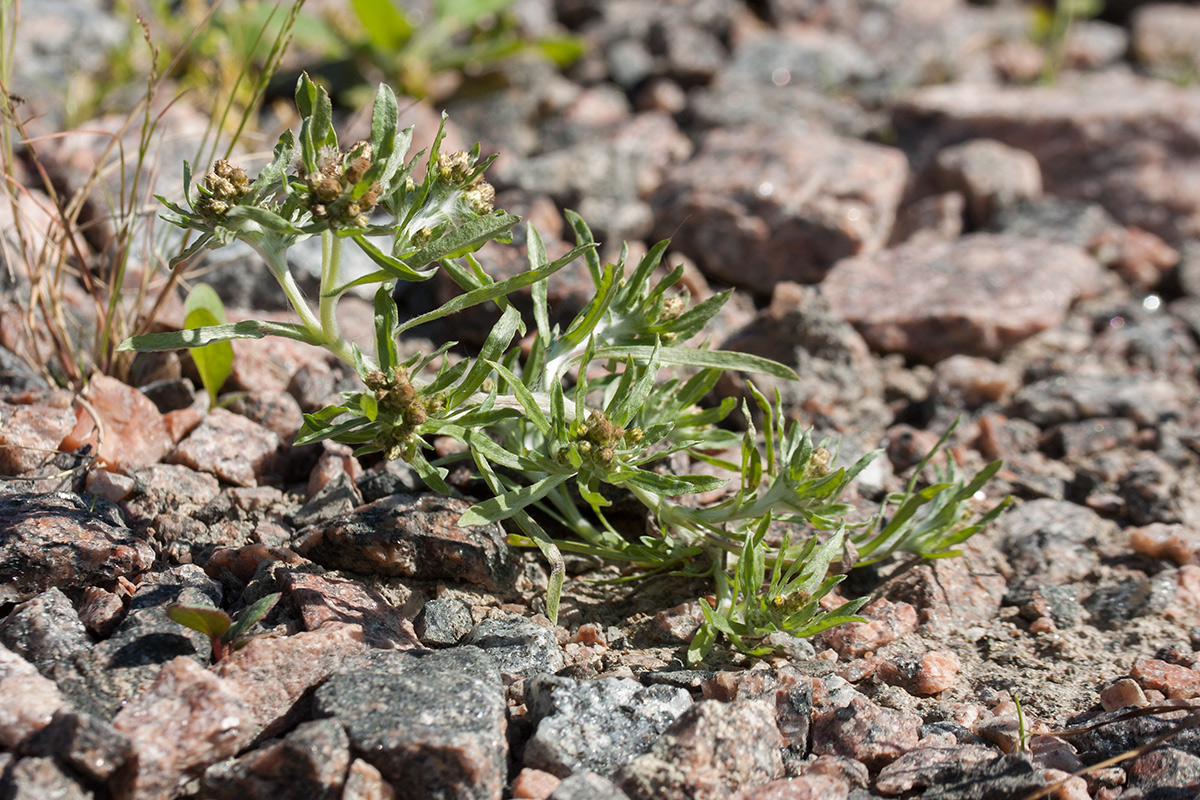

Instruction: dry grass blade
[1023,700,1200,800]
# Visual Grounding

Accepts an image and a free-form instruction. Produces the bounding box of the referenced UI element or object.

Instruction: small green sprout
[166,593,280,662]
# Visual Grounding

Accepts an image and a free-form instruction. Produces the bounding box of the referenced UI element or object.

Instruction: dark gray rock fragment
[992,499,1112,589]
[57,565,221,718]
[296,493,518,591]
[917,753,1052,800]
[315,647,506,800]
[1015,373,1185,428]
[286,471,362,528]
[0,587,91,679]
[1085,573,1176,629]
[463,615,565,684]
[524,674,692,778]
[0,492,155,604]
[201,718,350,800]
[414,598,475,648]
[25,709,133,783]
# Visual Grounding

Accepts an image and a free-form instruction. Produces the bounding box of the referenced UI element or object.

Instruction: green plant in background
[166,592,280,662]
[330,0,584,104]
[183,283,234,407]
[122,74,1007,664]
[1031,0,1105,84]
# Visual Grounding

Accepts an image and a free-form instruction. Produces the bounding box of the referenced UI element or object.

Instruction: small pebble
[1099,678,1148,712]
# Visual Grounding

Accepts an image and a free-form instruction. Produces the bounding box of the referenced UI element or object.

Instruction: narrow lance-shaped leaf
[118,320,321,352]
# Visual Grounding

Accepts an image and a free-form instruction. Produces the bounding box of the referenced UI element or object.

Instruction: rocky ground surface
[8,0,1200,798]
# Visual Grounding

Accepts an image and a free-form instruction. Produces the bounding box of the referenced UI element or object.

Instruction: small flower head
[195,159,250,220]
[297,141,381,229]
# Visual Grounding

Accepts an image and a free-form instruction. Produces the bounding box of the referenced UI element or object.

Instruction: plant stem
[319,230,342,346]
[250,238,356,366]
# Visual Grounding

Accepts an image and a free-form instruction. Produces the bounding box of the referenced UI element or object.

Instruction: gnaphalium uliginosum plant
[120,73,1009,665]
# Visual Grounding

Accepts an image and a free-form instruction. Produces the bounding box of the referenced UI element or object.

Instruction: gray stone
[7,0,125,126]
[121,463,222,531]
[1014,372,1185,428]
[286,471,363,529]
[993,499,1114,589]
[988,197,1120,253]
[822,233,1104,363]
[616,699,783,800]
[0,491,155,604]
[201,718,350,800]
[0,587,91,678]
[315,647,507,800]
[463,615,565,684]
[933,139,1042,227]
[296,493,518,591]
[524,675,693,778]
[0,346,49,394]
[652,126,907,295]
[25,709,134,783]
[58,565,222,718]
[548,771,631,800]
[719,29,880,90]
[0,756,93,800]
[892,753,1053,800]
[1132,4,1200,79]
[414,598,475,648]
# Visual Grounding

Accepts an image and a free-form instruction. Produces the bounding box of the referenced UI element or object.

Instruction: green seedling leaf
[166,604,232,640]
[183,284,235,408]
[225,593,281,643]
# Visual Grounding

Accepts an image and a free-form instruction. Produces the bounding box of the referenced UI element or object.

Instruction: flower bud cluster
[805,446,833,479]
[194,159,250,219]
[365,367,443,462]
[572,410,642,469]
[300,141,382,229]
[435,150,495,215]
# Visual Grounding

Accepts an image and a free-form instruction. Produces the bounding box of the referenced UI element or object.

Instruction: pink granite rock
[0,492,154,603]
[895,74,1200,244]
[811,692,922,772]
[822,234,1103,363]
[0,390,76,475]
[111,657,253,800]
[617,700,784,800]
[342,759,396,800]
[112,623,367,800]
[815,598,918,659]
[167,407,284,487]
[199,718,350,800]
[60,374,171,474]
[278,570,421,650]
[0,643,66,750]
[652,126,907,294]
[728,775,850,800]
